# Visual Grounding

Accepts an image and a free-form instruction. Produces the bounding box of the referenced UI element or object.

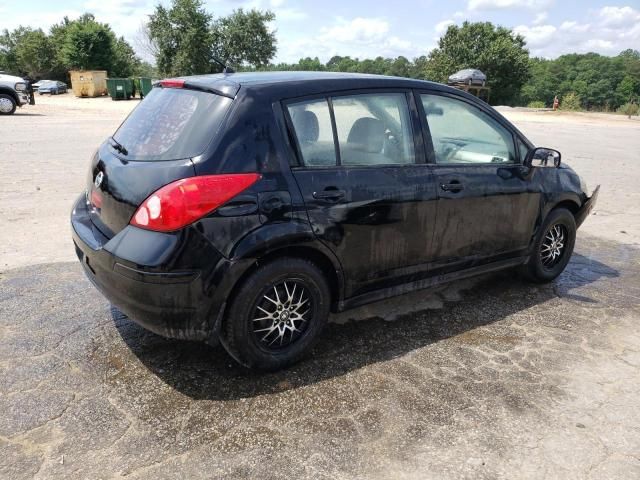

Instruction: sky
[1,0,639,63]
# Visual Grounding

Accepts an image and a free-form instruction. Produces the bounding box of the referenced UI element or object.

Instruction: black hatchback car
[71,72,598,370]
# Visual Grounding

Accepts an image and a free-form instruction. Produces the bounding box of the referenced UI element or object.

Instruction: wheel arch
[542,193,582,223]
[0,87,19,103]
[552,199,581,216]
[225,243,345,320]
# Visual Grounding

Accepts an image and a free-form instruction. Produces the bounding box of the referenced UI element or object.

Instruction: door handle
[313,189,345,201]
[440,182,464,192]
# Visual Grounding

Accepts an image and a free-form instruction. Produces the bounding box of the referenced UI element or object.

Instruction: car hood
[0,73,25,83]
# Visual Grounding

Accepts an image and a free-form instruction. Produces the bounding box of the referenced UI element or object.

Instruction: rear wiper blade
[109,137,128,156]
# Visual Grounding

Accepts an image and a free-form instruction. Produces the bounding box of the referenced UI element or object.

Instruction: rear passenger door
[285,91,438,298]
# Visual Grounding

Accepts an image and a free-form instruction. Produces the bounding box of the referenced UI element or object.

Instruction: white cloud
[278,16,419,63]
[435,19,455,35]
[599,5,640,28]
[1,9,85,34]
[227,0,307,22]
[559,21,590,33]
[82,0,154,40]
[515,5,640,58]
[468,0,552,10]
[514,24,556,48]
[275,8,308,21]
[533,12,548,25]
[318,17,389,43]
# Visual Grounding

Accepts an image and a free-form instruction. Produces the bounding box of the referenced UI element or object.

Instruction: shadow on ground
[113,251,619,401]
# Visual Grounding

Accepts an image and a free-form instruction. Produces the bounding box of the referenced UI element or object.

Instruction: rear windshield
[112,87,232,161]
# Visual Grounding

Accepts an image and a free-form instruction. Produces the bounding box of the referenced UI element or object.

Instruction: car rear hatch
[87,80,236,238]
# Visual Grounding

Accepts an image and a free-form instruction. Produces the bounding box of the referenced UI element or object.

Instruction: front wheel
[222,258,331,370]
[523,208,576,283]
[0,94,17,115]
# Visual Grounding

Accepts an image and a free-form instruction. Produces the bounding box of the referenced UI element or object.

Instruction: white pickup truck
[0,72,31,115]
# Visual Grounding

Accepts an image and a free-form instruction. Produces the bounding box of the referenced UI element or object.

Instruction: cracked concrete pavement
[1,96,640,478]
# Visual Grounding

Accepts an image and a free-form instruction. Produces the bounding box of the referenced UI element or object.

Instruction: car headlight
[15,82,26,91]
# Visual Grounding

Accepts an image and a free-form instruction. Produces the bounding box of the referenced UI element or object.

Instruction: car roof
[178,71,459,99]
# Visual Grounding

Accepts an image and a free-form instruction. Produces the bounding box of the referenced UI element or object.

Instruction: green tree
[15,28,56,78]
[616,75,637,104]
[387,56,411,77]
[618,101,639,118]
[135,61,158,78]
[60,14,115,71]
[111,36,140,77]
[423,21,530,105]
[1,14,141,80]
[561,92,582,111]
[211,8,276,70]
[519,50,639,110]
[295,57,325,71]
[148,0,213,76]
[412,56,430,79]
[0,27,27,74]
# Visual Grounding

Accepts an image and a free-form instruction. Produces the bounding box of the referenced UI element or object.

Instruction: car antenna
[213,56,234,74]
[211,32,235,74]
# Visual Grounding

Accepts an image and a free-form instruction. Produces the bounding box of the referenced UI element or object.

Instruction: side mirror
[423,103,444,116]
[525,147,561,168]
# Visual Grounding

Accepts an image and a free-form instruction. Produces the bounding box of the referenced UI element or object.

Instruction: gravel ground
[1,94,639,479]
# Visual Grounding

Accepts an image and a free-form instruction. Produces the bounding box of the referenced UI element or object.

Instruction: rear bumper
[575,185,600,228]
[70,194,234,341]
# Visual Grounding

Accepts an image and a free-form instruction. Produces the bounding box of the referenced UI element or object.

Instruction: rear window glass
[112,87,232,161]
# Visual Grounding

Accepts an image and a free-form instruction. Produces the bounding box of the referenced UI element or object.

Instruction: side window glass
[332,93,415,166]
[287,99,336,167]
[421,94,516,165]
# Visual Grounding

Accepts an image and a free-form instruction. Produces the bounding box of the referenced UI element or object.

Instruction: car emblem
[94,171,104,188]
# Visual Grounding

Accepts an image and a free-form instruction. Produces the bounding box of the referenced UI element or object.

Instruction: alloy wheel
[251,280,312,351]
[540,223,567,269]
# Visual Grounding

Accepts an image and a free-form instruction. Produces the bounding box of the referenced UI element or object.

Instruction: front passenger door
[420,93,540,269]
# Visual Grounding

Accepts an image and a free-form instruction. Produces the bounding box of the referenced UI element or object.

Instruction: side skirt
[338,256,529,312]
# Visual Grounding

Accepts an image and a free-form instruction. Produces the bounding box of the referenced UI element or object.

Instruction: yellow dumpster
[69,70,108,98]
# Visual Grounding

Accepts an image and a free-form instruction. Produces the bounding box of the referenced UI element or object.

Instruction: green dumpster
[138,77,153,98]
[106,78,134,100]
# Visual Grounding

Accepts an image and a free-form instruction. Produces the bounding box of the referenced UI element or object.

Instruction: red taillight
[130,173,261,232]
[160,79,185,88]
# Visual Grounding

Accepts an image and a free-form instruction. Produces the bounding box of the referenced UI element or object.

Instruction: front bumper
[70,194,230,341]
[17,92,29,106]
[575,185,600,228]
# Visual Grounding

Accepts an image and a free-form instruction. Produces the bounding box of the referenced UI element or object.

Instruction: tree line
[265,22,531,106]
[521,50,640,111]
[1,0,638,112]
[0,14,153,81]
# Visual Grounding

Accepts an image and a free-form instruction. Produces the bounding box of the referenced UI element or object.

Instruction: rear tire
[0,94,17,115]
[522,208,576,283]
[222,258,331,371]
